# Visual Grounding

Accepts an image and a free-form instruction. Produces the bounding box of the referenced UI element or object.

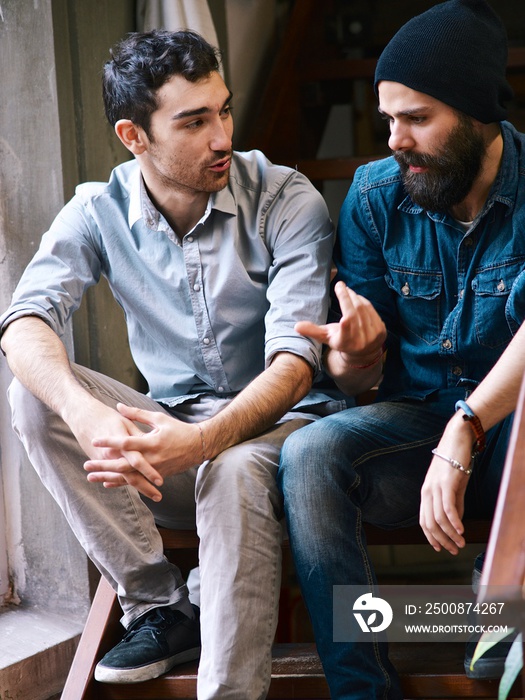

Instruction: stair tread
[99,641,517,699]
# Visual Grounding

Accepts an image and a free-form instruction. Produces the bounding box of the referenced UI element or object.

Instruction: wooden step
[62,521,497,700]
[159,519,493,549]
[92,642,522,699]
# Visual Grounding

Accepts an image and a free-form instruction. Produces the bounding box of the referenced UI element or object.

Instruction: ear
[114,119,148,155]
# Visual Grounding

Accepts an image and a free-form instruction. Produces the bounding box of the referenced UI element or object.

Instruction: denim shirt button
[203,337,210,345]
[497,279,505,292]
[452,366,463,376]
[442,339,452,349]
[187,236,194,243]
[464,237,473,247]
[401,282,410,296]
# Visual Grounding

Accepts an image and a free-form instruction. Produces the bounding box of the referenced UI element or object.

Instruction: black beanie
[374,0,513,123]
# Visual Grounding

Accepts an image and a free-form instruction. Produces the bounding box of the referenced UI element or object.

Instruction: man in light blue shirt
[0,30,340,698]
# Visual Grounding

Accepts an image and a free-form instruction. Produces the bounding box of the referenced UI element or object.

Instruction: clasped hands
[76,401,202,502]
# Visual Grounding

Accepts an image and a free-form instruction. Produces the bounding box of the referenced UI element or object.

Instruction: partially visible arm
[452,320,525,431]
[1,316,96,421]
[420,320,525,554]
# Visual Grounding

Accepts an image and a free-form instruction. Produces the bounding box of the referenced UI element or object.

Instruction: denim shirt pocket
[385,267,442,345]
[472,260,525,348]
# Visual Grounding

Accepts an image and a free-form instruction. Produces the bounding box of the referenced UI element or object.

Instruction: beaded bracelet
[431,449,472,476]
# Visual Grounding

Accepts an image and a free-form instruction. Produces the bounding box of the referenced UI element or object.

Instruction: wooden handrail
[478,372,525,612]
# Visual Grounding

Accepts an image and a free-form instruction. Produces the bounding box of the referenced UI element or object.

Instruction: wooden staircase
[61,519,525,700]
[245,0,525,190]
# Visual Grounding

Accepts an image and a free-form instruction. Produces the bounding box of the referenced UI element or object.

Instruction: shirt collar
[489,121,518,214]
[128,168,237,232]
[212,181,237,216]
[128,168,149,229]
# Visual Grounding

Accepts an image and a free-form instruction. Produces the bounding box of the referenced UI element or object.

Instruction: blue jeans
[277,391,513,700]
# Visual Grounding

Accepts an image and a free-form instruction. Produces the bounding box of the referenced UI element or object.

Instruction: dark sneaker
[464,629,518,679]
[95,604,201,683]
[464,552,516,679]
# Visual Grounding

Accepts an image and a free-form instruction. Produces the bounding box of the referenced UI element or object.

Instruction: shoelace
[123,607,178,642]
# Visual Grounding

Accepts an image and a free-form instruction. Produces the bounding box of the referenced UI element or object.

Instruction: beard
[393,114,486,214]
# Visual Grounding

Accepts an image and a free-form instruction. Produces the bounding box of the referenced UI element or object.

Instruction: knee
[278,417,346,498]
[196,440,280,512]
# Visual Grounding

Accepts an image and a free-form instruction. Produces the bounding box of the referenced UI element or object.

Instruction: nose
[388,120,414,152]
[210,116,232,152]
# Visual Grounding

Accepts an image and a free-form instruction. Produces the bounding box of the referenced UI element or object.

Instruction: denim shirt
[1,150,341,411]
[334,121,525,401]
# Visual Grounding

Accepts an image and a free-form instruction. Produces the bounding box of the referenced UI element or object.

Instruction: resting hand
[295,281,386,366]
[83,404,203,500]
[419,418,474,554]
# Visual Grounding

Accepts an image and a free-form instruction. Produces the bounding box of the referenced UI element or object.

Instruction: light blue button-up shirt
[335,121,525,401]
[1,150,340,411]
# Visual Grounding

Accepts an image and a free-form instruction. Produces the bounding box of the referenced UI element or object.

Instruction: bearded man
[278,1,524,698]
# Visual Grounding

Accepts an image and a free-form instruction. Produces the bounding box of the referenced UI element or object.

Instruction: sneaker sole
[94,646,201,684]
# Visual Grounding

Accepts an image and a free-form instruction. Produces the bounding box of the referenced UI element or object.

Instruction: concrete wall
[0,0,136,617]
[224,0,278,148]
[0,0,280,618]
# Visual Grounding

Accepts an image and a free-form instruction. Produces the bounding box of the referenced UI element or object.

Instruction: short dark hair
[102,29,222,135]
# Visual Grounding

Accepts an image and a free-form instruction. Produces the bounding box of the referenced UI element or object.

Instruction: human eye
[221,103,233,119]
[185,119,204,130]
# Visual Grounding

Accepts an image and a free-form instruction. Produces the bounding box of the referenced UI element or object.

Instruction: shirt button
[442,339,452,350]
[497,279,505,292]
[401,282,410,296]
[193,283,201,292]
[452,366,463,376]
[464,237,473,247]
[217,386,224,392]
[203,337,210,345]
[187,236,194,243]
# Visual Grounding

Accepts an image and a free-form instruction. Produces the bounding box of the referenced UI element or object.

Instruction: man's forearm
[1,316,95,424]
[202,352,314,459]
